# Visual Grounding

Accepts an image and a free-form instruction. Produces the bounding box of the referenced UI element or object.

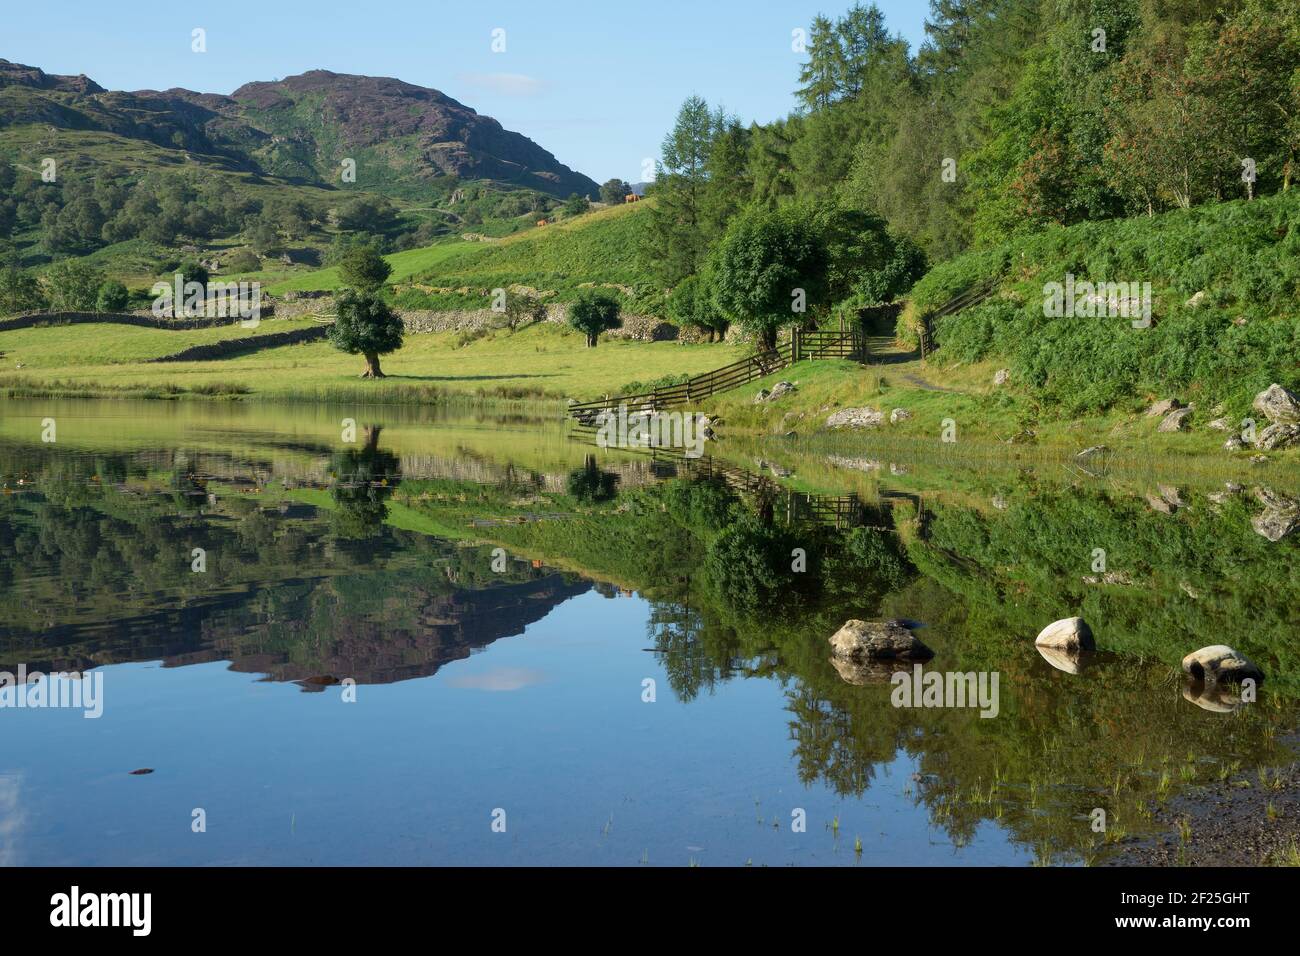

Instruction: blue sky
[1,0,930,184]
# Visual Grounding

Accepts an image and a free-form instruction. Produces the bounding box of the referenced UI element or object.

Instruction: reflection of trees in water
[168,466,208,513]
[566,455,620,504]
[328,425,402,539]
[645,600,746,703]
[651,566,1300,862]
[785,685,886,799]
[568,474,1300,863]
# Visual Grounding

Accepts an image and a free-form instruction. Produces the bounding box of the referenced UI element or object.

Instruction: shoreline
[1109,728,1300,867]
[3,380,1298,479]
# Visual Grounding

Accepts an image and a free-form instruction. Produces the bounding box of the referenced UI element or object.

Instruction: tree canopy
[328,289,405,378]
[567,289,621,347]
[705,206,828,349]
[337,245,392,293]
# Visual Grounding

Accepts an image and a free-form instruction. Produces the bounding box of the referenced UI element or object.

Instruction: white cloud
[445,667,546,692]
[457,72,544,96]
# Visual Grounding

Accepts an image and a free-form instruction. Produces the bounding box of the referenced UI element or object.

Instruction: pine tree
[640,96,718,285]
[795,15,841,111]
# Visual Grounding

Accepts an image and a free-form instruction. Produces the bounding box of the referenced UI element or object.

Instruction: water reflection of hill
[0,444,592,687]
[174,572,592,687]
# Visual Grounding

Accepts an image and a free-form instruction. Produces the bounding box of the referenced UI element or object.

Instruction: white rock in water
[1034,617,1095,651]
[1037,644,1087,675]
[1181,645,1264,685]
[829,620,933,661]
[1181,682,1242,713]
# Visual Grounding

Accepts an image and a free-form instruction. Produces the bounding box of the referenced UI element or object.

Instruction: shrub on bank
[910,190,1300,416]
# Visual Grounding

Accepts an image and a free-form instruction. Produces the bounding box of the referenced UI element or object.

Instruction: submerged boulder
[1037,644,1089,675]
[829,620,933,662]
[830,656,900,686]
[1034,617,1095,652]
[1181,645,1264,685]
[1181,681,1243,714]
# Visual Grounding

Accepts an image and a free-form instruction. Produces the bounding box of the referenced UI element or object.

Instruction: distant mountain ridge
[0,59,598,199]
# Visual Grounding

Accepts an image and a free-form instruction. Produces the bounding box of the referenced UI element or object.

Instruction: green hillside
[268,200,656,308]
[0,60,596,285]
[907,190,1300,418]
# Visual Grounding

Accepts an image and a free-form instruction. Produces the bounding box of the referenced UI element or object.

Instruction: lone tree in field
[338,244,392,293]
[706,206,828,350]
[567,290,621,347]
[329,289,404,378]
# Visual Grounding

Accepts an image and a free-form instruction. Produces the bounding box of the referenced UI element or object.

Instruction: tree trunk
[587,334,597,348]
[360,352,385,378]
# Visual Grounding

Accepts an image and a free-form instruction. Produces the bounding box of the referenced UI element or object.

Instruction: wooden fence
[569,326,865,421]
[917,280,998,358]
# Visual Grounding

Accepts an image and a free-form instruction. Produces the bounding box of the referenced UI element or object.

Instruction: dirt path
[899,371,963,393]
[864,336,964,394]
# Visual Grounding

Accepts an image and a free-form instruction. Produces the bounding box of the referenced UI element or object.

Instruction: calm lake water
[1,398,1297,866]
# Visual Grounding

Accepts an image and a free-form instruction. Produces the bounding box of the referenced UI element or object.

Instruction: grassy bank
[0,320,742,405]
[902,189,1300,421]
[700,353,1299,464]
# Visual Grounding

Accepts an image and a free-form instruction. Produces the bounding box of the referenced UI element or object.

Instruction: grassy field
[261,238,481,294]
[0,316,322,365]
[262,201,654,302]
[0,320,742,403]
